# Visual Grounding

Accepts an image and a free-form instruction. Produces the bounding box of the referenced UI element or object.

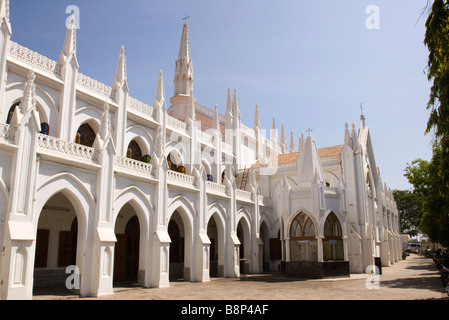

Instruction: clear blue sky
[9,0,433,191]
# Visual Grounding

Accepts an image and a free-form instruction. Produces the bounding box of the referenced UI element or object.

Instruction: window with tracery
[323,212,344,261]
[290,213,317,262]
[76,123,96,147]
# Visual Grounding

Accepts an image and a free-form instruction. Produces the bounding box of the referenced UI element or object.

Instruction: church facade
[0,2,400,300]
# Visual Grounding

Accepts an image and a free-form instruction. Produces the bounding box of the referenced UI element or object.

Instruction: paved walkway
[33,254,449,300]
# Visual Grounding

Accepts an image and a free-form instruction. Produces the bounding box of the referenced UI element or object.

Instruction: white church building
[0,2,401,299]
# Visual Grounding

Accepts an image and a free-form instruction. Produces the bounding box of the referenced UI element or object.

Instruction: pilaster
[0,71,40,300]
[112,46,129,157]
[89,102,117,297]
[57,17,79,141]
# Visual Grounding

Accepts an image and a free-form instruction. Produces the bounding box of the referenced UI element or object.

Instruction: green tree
[424,0,449,194]
[393,189,423,236]
[404,143,449,247]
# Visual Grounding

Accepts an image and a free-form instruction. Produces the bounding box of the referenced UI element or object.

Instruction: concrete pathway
[33,254,449,300]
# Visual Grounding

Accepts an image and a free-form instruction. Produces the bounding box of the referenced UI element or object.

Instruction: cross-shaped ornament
[306,128,313,136]
[183,15,190,23]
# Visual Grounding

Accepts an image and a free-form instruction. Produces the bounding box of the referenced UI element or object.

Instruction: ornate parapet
[37,134,97,161]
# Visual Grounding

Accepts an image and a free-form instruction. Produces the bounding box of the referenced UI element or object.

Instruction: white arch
[73,109,101,140]
[319,209,347,237]
[206,202,228,226]
[167,195,196,224]
[286,209,318,238]
[113,186,153,237]
[4,82,58,131]
[125,125,154,157]
[236,207,252,230]
[166,141,187,167]
[113,187,153,284]
[201,159,212,176]
[167,195,197,281]
[35,173,94,296]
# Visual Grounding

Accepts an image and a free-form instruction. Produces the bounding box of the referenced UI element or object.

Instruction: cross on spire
[306,128,313,136]
[183,14,190,24]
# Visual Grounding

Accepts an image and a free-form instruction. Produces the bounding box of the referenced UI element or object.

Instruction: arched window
[6,102,21,124]
[167,152,183,171]
[40,123,50,135]
[76,123,96,147]
[290,213,317,262]
[127,140,143,161]
[323,212,344,261]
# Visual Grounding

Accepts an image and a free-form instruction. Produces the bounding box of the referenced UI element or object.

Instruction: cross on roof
[183,15,190,23]
[306,128,313,136]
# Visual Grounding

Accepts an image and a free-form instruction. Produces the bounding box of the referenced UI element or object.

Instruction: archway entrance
[114,204,140,282]
[237,218,251,274]
[323,212,344,261]
[33,192,79,292]
[207,213,225,277]
[260,222,270,272]
[168,211,185,281]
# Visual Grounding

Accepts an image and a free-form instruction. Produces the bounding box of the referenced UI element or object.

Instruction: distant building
[0,1,400,299]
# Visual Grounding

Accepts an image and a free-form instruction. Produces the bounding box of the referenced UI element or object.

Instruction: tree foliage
[404,143,449,247]
[392,189,423,236]
[424,0,449,194]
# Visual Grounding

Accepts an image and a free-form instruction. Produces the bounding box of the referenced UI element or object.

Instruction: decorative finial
[183,14,190,24]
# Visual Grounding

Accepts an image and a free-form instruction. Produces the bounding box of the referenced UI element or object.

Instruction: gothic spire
[174,21,193,96]
[232,88,241,121]
[344,122,351,146]
[154,70,166,108]
[280,124,287,154]
[290,131,296,153]
[254,104,261,131]
[298,132,304,153]
[224,88,233,130]
[178,22,191,62]
[114,46,127,87]
[0,0,9,23]
[60,15,77,61]
[226,88,232,115]
[297,133,324,186]
[213,104,220,131]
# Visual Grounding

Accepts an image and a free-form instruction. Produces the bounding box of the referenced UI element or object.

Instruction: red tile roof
[254,145,343,168]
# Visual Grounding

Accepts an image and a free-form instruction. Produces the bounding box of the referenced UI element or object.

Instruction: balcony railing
[37,134,97,161]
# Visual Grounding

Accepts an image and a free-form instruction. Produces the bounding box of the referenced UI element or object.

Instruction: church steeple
[174,21,193,97]
[170,20,194,121]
